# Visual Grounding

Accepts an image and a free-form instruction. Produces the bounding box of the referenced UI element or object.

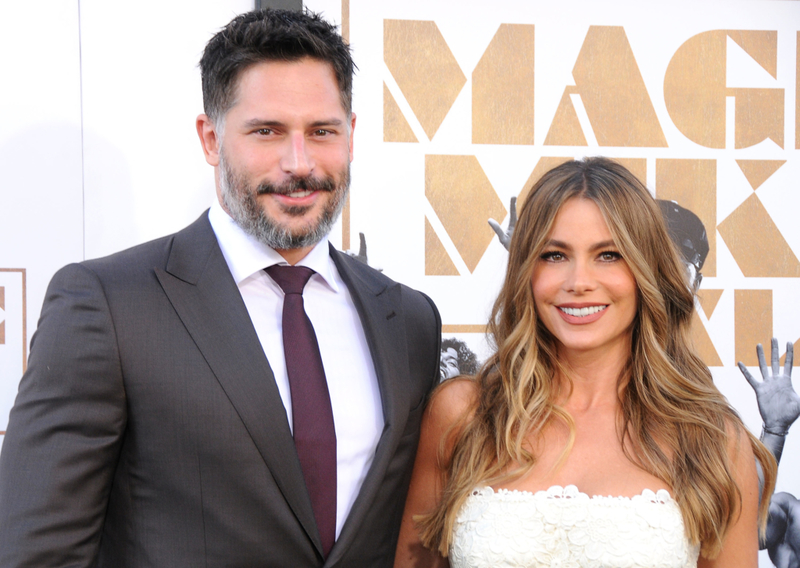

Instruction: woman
[395,158,776,568]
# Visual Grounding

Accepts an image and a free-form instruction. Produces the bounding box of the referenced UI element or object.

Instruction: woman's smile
[532,198,638,361]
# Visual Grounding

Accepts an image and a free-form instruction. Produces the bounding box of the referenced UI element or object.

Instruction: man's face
[208,58,355,260]
[440,347,460,380]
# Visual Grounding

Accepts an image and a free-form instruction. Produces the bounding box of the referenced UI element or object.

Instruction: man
[0,9,440,568]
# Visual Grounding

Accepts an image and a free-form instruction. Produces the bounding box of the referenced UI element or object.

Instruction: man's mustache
[256,176,336,196]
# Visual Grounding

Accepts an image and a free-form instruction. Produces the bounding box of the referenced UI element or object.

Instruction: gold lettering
[570,26,666,147]
[383,83,417,143]
[665,30,782,149]
[425,155,505,273]
[733,87,784,149]
[697,289,723,319]
[718,194,800,277]
[736,160,786,190]
[665,31,727,148]
[692,312,723,367]
[425,218,459,276]
[735,290,772,366]
[384,20,466,140]
[472,24,535,145]
[544,88,587,146]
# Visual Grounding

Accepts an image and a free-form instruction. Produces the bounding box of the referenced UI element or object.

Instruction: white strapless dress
[450,485,699,568]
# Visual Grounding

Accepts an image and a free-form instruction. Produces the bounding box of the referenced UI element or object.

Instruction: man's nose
[281,133,313,177]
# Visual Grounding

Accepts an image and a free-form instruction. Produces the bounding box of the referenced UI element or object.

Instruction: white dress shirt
[208,200,383,538]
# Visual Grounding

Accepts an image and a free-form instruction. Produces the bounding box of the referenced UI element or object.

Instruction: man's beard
[218,150,349,250]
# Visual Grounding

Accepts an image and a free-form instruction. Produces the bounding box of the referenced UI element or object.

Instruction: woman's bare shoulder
[426,377,479,428]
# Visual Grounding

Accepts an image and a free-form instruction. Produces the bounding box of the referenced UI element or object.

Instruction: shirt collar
[207,199,339,293]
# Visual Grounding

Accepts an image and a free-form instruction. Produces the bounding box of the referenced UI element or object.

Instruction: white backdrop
[0,1,797,565]
[0,0,254,449]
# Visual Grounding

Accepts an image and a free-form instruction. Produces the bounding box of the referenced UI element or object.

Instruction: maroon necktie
[265,265,337,557]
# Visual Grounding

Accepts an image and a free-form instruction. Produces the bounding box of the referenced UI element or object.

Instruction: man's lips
[284,189,314,199]
[264,189,317,201]
[256,176,335,196]
[266,189,320,207]
[258,186,328,197]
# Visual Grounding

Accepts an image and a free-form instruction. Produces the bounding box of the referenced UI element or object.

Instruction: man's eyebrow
[242,118,345,129]
[243,119,285,128]
[309,119,345,128]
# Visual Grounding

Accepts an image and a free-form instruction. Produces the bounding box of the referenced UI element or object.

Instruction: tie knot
[265,264,315,295]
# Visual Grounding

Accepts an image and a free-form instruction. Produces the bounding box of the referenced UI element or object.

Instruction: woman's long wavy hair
[416,157,777,558]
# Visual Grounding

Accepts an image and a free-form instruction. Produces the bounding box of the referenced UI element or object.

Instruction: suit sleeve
[0,263,127,568]
[404,289,442,398]
[419,292,442,392]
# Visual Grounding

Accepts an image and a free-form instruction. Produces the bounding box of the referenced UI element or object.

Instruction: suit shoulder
[333,250,438,313]
[82,234,173,272]
[75,212,214,281]
[333,249,395,286]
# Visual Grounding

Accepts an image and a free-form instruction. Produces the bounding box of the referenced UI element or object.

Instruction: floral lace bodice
[449,485,699,568]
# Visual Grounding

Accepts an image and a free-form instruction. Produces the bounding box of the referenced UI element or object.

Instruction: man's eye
[256,128,273,135]
[313,129,331,136]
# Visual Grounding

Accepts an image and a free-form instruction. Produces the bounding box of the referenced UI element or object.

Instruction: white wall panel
[80,0,253,259]
[0,0,253,446]
[0,0,83,448]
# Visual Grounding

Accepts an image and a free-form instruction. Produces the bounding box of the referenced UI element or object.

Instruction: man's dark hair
[200,9,355,124]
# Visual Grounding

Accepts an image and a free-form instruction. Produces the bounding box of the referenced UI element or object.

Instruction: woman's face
[532,198,638,362]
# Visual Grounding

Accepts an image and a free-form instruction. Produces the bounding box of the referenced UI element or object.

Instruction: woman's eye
[541,251,564,262]
[600,251,621,261]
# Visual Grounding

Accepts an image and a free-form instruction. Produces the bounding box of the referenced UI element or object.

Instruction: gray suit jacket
[0,212,441,567]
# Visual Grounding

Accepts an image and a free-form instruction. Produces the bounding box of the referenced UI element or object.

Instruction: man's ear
[348,112,356,162]
[196,114,221,166]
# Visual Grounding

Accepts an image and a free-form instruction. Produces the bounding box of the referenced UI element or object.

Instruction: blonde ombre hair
[417,157,776,558]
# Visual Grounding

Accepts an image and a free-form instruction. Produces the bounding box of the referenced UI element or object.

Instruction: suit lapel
[326,248,412,564]
[154,214,323,556]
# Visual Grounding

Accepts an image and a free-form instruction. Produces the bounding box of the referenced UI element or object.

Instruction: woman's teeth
[559,305,607,317]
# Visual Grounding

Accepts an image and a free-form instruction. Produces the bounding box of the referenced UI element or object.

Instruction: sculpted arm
[738,339,798,466]
[394,379,475,568]
[0,264,127,567]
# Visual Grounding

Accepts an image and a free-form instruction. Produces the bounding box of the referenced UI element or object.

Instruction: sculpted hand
[738,338,799,434]
[345,232,369,265]
[488,197,517,251]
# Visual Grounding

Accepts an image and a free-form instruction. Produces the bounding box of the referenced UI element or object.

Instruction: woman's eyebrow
[542,239,617,251]
[589,240,617,251]
[543,239,570,250]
